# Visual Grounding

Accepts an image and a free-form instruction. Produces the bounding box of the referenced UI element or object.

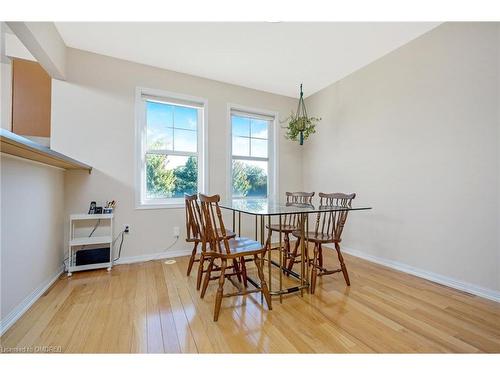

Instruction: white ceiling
[55,22,439,98]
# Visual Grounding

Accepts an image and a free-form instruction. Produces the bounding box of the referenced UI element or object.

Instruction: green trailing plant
[282,84,321,145]
[283,114,320,145]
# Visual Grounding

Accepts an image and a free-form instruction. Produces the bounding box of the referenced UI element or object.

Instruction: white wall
[5,32,36,61]
[0,23,65,332]
[303,22,500,293]
[1,28,37,133]
[6,22,66,80]
[0,59,12,131]
[497,23,500,295]
[51,48,300,261]
[0,155,64,327]
[1,24,12,131]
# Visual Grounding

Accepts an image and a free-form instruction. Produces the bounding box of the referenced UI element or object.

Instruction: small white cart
[67,213,114,276]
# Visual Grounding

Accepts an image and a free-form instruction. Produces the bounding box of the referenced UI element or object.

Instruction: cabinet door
[12,58,51,137]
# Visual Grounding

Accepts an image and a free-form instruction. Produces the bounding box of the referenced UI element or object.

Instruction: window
[230,107,276,199]
[136,88,207,208]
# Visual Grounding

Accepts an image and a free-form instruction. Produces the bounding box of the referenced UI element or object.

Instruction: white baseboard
[114,248,192,265]
[342,247,500,303]
[0,266,64,336]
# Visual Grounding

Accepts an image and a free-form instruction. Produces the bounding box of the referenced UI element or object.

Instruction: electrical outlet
[173,226,180,237]
[124,225,130,233]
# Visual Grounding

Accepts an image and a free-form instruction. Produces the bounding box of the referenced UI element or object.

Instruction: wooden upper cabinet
[12,58,51,138]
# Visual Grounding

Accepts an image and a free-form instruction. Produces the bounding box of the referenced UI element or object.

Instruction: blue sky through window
[146,100,198,168]
[232,115,269,158]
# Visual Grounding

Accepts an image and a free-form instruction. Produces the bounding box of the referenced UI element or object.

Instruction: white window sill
[135,202,185,210]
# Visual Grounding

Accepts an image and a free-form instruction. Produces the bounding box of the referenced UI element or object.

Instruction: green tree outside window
[146,154,176,198]
[232,161,267,197]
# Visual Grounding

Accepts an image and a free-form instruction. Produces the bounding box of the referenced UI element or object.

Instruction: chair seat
[266,224,298,233]
[292,230,336,244]
[188,229,236,242]
[229,237,265,254]
[205,237,265,257]
[220,229,236,239]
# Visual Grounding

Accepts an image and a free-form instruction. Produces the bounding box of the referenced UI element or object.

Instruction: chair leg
[232,259,242,283]
[284,233,290,254]
[201,258,214,298]
[286,238,301,273]
[254,255,272,310]
[310,244,319,294]
[335,242,350,286]
[214,259,227,322]
[318,243,323,269]
[186,241,199,276]
[283,233,290,273]
[240,256,248,288]
[196,253,205,290]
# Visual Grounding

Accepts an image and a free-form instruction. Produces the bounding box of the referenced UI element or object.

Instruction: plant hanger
[283,83,320,145]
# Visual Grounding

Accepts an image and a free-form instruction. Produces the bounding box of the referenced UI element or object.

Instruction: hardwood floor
[1,249,499,353]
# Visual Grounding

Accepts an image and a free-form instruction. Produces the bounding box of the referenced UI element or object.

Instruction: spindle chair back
[185,194,204,276]
[313,193,356,242]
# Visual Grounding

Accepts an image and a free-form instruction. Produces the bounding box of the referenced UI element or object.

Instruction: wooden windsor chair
[291,192,356,294]
[184,194,236,282]
[271,192,315,273]
[198,193,272,321]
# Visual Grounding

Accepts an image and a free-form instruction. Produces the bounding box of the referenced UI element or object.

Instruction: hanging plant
[284,115,320,145]
[282,84,321,145]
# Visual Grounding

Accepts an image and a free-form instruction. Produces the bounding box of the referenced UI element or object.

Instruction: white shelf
[70,213,114,220]
[69,235,112,247]
[68,262,112,273]
[68,213,114,276]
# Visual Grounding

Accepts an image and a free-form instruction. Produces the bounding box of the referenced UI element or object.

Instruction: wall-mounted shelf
[0,129,92,172]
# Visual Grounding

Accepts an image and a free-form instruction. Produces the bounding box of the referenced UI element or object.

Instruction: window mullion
[146,149,197,157]
[232,155,269,162]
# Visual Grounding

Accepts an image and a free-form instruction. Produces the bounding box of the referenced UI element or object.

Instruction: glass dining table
[219,199,372,302]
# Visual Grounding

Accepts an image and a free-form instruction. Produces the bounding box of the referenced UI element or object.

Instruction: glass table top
[219,198,372,216]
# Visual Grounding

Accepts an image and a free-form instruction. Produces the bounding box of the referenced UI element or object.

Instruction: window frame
[227,103,278,201]
[135,87,208,209]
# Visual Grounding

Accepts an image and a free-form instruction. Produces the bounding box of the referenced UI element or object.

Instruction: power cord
[88,219,101,237]
[153,235,180,261]
[113,231,125,262]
